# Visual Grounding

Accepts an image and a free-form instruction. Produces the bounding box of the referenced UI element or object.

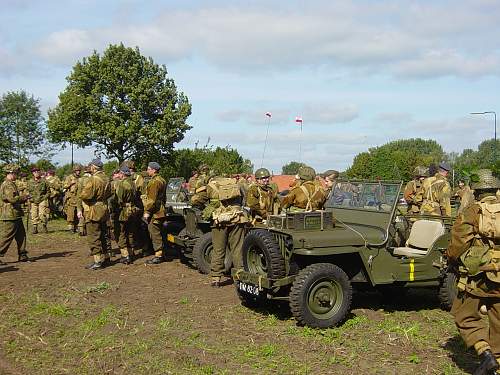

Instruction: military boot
[211,276,221,288]
[32,225,38,234]
[42,224,48,234]
[18,254,33,262]
[473,350,499,375]
[146,256,165,264]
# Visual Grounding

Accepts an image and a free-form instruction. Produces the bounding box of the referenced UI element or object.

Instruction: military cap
[298,166,316,181]
[148,161,161,171]
[31,166,40,172]
[3,163,20,173]
[199,164,209,173]
[120,165,131,176]
[47,169,55,175]
[471,169,500,190]
[90,158,103,168]
[413,166,429,177]
[255,168,271,179]
[438,162,451,172]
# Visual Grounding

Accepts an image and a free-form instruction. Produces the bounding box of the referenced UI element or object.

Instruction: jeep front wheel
[438,272,458,311]
[192,232,232,274]
[242,229,286,278]
[290,263,352,328]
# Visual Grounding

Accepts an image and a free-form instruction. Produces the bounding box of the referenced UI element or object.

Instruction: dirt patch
[0,219,471,374]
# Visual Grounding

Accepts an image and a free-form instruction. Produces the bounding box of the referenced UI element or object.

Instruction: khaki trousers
[30,201,49,226]
[211,224,245,277]
[451,292,500,358]
[0,219,27,258]
[86,221,108,256]
[148,219,165,256]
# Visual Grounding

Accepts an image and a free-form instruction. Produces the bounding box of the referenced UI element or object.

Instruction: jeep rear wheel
[290,263,352,328]
[438,272,458,311]
[192,232,232,274]
[242,229,286,278]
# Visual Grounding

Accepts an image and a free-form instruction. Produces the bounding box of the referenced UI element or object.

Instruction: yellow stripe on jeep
[409,259,415,281]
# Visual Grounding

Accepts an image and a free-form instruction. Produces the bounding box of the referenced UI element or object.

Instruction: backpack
[207,178,241,201]
[478,201,500,239]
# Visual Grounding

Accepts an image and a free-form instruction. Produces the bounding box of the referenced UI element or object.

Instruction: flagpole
[299,121,303,163]
[261,113,272,168]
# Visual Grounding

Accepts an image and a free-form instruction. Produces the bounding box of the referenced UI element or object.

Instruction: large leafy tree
[346,138,444,181]
[48,43,192,163]
[0,90,48,164]
[281,161,307,175]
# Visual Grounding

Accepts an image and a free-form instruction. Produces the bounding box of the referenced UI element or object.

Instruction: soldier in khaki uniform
[281,166,327,212]
[209,177,249,287]
[111,165,139,264]
[246,168,279,224]
[0,164,31,263]
[446,169,500,375]
[80,159,112,270]
[454,179,475,216]
[188,170,198,195]
[45,170,62,218]
[143,162,167,264]
[63,165,82,232]
[190,164,211,211]
[28,167,49,234]
[404,166,428,215]
[76,166,92,236]
[420,162,452,217]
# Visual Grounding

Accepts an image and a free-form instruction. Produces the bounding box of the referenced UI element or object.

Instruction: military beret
[3,163,20,173]
[438,162,451,172]
[148,161,161,171]
[120,165,131,175]
[90,158,103,168]
[31,166,40,172]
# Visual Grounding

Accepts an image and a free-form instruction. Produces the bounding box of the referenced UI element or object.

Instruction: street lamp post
[471,111,497,161]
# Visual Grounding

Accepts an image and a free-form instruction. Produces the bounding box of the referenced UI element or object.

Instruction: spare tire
[438,272,458,311]
[193,232,232,274]
[242,229,286,279]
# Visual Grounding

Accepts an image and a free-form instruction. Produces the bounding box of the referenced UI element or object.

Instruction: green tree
[282,161,306,175]
[47,43,192,164]
[346,138,444,180]
[0,90,50,164]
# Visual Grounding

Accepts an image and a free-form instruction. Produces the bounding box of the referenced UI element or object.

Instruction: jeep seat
[393,219,445,258]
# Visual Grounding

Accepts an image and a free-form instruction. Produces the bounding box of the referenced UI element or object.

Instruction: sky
[1,0,500,174]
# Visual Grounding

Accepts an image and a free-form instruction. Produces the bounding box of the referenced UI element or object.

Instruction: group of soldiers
[1,157,498,373]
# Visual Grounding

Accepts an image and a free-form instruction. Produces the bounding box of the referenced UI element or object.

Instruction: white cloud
[29,1,500,79]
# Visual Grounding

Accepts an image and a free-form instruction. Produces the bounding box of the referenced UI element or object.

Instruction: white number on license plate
[238,282,260,296]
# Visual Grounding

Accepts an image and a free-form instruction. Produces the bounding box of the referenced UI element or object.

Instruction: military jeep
[164,177,232,273]
[233,180,457,328]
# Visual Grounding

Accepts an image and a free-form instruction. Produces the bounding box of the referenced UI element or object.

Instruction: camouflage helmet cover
[255,168,271,179]
[470,169,500,190]
[298,166,316,181]
[72,164,82,172]
[413,166,429,177]
[3,163,20,173]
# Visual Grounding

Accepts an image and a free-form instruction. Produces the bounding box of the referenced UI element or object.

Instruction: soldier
[209,176,249,287]
[190,164,211,211]
[321,170,340,201]
[281,166,327,212]
[446,169,500,375]
[28,167,49,234]
[113,165,139,264]
[404,166,428,215]
[80,159,112,270]
[63,164,82,232]
[188,169,199,194]
[246,168,279,224]
[0,164,31,263]
[45,170,62,218]
[76,166,92,236]
[420,161,452,217]
[454,179,475,215]
[143,162,167,264]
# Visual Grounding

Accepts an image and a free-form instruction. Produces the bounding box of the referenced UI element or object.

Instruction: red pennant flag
[265,112,272,118]
[295,116,303,124]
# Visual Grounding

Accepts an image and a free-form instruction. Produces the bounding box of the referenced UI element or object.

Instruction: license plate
[238,282,260,296]
[167,234,175,243]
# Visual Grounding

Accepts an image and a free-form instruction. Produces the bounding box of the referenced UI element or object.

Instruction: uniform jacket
[281,180,327,211]
[421,173,451,216]
[246,183,279,220]
[45,175,62,198]
[404,179,424,214]
[114,177,138,221]
[144,174,166,219]
[0,179,26,220]
[80,170,111,222]
[446,195,500,297]
[63,174,80,206]
[27,178,48,204]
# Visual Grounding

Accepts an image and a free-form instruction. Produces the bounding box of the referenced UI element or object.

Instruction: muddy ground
[0,219,476,374]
